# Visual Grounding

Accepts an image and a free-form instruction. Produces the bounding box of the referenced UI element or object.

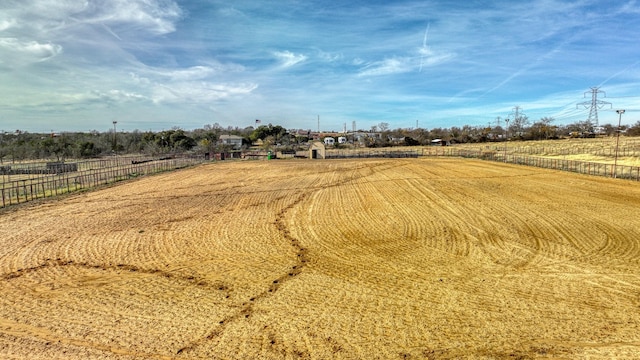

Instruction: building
[219,135,243,149]
[309,141,326,159]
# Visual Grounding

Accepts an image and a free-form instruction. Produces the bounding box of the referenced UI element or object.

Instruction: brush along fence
[422,147,640,181]
[325,149,420,159]
[1,156,203,208]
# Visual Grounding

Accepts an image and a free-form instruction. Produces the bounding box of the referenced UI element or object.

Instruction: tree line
[1,119,639,163]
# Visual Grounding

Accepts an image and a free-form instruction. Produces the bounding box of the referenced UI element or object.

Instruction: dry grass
[1,158,640,359]
[456,137,640,166]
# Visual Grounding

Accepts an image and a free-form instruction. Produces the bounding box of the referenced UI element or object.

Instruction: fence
[1,156,203,208]
[325,149,420,159]
[421,147,640,181]
[459,145,640,157]
[2,147,636,208]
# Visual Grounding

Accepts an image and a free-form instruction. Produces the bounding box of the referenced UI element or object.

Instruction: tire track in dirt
[0,317,180,360]
[3,158,640,358]
[281,158,640,358]
[0,262,233,358]
[1,161,382,358]
[1,259,231,294]
[286,161,425,275]
[173,193,313,355]
[423,171,640,310]
[173,161,393,357]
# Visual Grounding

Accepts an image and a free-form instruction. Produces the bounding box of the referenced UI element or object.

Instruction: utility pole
[504,118,510,162]
[0,130,4,165]
[112,120,118,154]
[577,87,611,128]
[613,109,625,178]
[352,120,356,144]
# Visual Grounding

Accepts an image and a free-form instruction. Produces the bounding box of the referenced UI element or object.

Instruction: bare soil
[1,158,640,359]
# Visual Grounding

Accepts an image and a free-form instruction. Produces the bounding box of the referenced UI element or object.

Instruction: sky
[2,0,640,133]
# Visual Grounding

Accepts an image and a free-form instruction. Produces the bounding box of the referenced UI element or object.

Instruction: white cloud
[317,50,343,62]
[151,82,258,104]
[155,64,244,81]
[0,87,148,111]
[130,72,151,85]
[89,89,148,103]
[219,7,247,19]
[0,19,16,32]
[358,57,413,76]
[0,38,63,63]
[273,50,307,68]
[356,33,454,77]
[2,0,182,37]
[163,66,217,81]
[95,0,183,35]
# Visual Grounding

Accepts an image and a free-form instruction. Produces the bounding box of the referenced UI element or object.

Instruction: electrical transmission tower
[511,106,524,121]
[576,87,611,127]
[509,106,527,135]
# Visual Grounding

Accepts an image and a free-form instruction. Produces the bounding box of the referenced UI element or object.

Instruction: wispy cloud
[358,57,413,77]
[316,49,343,63]
[273,50,307,68]
[12,0,183,36]
[419,23,430,72]
[0,38,63,64]
[3,0,640,132]
[357,50,453,77]
[158,66,218,81]
[92,0,183,35]
[91,89,148,103]
[598,60,640,87]
[152,82,258,104]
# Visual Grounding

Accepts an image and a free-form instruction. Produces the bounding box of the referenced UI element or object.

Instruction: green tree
[250,124,287,143]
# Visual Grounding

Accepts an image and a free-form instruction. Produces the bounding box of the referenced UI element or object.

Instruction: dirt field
[1,158,640,359]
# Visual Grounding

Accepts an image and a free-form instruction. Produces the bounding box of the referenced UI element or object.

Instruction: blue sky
[1,0,640,133]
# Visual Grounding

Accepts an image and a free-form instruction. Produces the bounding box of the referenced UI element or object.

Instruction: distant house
[389,136,405,144]
[219,135,243,149]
